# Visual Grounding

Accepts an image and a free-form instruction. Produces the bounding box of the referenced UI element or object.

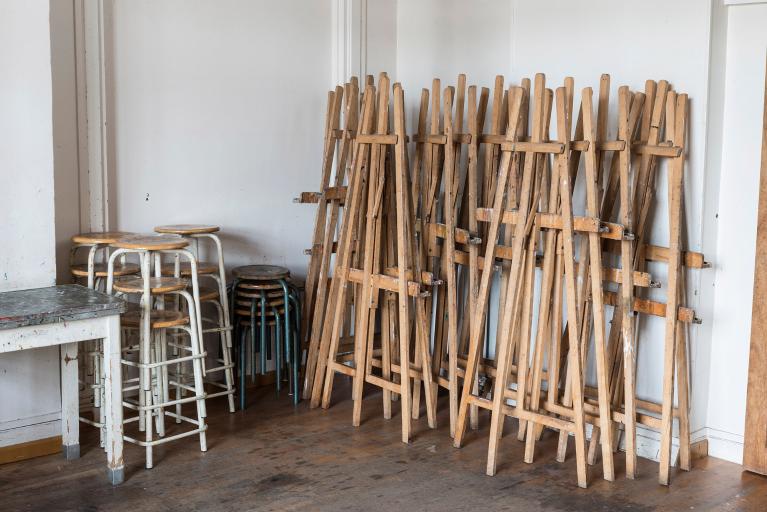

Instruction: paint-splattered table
[0,285,126,484]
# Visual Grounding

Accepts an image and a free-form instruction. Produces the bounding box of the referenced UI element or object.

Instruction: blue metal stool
[230,265,301,408]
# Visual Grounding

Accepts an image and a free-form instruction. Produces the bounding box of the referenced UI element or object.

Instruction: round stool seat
[112,234,188,251]
[235,288,284,299]
[114,276,188,294]
[154,224,220,235]
[198,287,220,302]
[232,264,290,281]
[122,309,189,329]
[160,261,218,276]
[70,262,140,278]
[236,282,283,292]
[72,231,136,245]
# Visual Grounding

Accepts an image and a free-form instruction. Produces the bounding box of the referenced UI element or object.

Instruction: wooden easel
[307,83,377,408]
[583,81,694,485]
[300,80,360,400]
[488,79,594,487]
[315,77,438,441]
[450,77,530,449]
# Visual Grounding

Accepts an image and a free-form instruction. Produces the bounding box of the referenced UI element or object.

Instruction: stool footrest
[123,426,207,448]
[202,325,233,334]
[206,389,236,399]
[120,351,207,370]
[123,393,205,412]
[78,416,104,428]
[205,363,235,373]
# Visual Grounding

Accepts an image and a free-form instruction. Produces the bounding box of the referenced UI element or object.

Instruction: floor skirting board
[579,423,742,465]
[0,412,60,448]
[698,427,744,464]
[0,436,60,465]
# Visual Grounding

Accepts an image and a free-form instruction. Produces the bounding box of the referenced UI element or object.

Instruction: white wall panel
[705,2,767,462]
[111,0,333,276]
[0,0,61,447]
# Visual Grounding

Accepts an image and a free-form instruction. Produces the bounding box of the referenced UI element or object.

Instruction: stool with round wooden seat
[69,230,140,446]
[231,265,302,408]
[106,234,207,469]
[70,231,139,289]
[154,224,236,413]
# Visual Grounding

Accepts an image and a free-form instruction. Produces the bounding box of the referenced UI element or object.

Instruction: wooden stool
[231,265,301,408]
[154,224,235,413]
[70,231,139,289]
[69,231,138,446]
[107,234,207,469]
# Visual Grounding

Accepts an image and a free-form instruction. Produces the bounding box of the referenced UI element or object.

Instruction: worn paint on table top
[0,284,125,330]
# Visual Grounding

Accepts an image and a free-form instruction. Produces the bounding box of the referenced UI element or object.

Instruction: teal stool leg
[273,306,282,394]
[259,290,267,375]
[239,324,248,410]
[288,290,301,404]
[250,298,258,383]
[278,279,291,400]
[294,294,301,403]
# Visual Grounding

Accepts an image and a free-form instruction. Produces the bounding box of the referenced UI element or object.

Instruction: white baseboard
[583,422,679,463]
[0,412,61,448]
[584,423,744,465]
[699,427,744,464]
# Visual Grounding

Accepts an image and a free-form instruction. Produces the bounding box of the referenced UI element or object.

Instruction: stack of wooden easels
[295,72,709,488]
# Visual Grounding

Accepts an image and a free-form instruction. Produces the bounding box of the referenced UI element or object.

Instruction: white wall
[396,0,511,105]
[0,0,62,447]
[705,2,767,461]
[366,0,397,80]
[110,0,333,276]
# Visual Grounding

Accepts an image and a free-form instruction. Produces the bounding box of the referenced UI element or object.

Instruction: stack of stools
[106,234,207,469]
[230,264,301,408]
[69,230,139,445]
[154,224,236,413]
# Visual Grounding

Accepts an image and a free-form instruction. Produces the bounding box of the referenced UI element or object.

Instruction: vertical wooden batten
[743,56,767,476]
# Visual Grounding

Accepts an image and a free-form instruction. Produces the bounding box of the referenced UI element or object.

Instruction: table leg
[60,342,80,460]
[103,314,125,485]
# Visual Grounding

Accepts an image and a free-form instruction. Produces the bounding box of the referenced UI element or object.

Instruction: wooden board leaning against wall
[296,72,709,488]
[743,57,767,476]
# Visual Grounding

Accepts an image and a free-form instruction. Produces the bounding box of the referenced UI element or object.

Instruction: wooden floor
[1,383,766,511]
